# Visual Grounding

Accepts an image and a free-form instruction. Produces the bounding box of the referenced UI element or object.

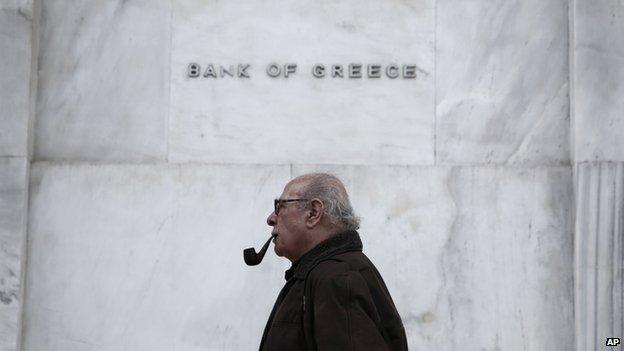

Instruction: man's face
[266,180,309,262]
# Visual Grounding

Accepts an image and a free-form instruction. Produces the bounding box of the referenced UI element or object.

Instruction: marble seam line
[433,0,437,166]
[594,165,601,350]
[617,164,624,336]
[166,0,173,162]
[0,156,30,159]
[25,160,574,169]
[577,163,589,349]
[610,166,616,335]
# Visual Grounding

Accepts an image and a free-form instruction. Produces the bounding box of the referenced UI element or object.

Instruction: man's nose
[267,211,277,226]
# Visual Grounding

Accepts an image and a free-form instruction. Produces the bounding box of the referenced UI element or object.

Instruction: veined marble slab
[573,0,624,162]
[24,163,292,351]
[0,157,28,351]
[293,165,573,350]
[34,1,170,162]
[574,162,624,350]
[0,4,35,157]
[436,0,569,165]
[0,0,33,13]
[24,163,573,350]
[170,0,434,165]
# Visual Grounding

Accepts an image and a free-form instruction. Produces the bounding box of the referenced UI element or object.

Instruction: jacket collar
[284,230,363,281]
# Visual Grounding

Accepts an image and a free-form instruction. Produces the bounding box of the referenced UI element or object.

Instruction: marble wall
[0,1,38,350]
[170,0,434,164]
[34,1,170,162]
[575,163,623,351]
[4,0,616,350]
[33,0,571,167]
[24,164,291,350]
[572,0,624,163]
[23,163,573,351]
[0,159,29,351]
[436,0,569,166]
[0,0,36,158]
[572,0,624,350]
[292,165,573,350]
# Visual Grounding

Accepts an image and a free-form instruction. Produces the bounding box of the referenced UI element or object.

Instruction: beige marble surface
[573,0,624,162]
[169,0,435,165]
[0,157,28,351]
[294,165,573,350]
[24,163,291,351]
[34,1,170,162]
[24,163,573,350]
[575,162,624,350]
[436,0,569,166]
[0,0,598,350]
[0,3,36,157]
[0,2,36,351]
[0,0,34,13]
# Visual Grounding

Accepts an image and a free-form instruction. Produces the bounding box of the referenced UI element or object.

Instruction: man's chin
[273,245,283,257]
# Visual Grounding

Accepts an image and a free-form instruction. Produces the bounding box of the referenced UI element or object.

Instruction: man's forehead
[281,179,307,197]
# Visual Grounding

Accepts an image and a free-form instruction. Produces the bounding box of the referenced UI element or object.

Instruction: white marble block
[34,1,170,162]
[170,0,435,165]
[573,0,624,162]
[0,157,29,351]
[0,2,36,157]
[23,162,575,350]
[575,162,624,351]
[0,1,34,13]
[293,165,573,350]
[436,0,569,165]
[24,162,573,350]
[24,163,292,351]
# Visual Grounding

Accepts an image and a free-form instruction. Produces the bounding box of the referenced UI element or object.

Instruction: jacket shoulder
[306,251,375,286]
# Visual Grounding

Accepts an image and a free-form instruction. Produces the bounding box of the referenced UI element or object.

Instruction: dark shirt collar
[284,229,363,281]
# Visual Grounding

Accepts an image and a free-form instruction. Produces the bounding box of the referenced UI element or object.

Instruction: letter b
[188,63,200,78]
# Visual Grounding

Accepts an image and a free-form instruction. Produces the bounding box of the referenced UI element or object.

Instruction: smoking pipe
[243,234,277,266]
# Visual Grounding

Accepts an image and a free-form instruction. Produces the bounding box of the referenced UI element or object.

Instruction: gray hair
[294,173,360,231]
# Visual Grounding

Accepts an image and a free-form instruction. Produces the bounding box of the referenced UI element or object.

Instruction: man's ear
[305,199,324,228]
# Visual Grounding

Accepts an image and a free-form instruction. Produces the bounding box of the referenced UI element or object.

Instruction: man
[259,173,408,351]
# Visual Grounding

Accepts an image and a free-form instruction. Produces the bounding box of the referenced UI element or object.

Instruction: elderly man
[258,173,408,351]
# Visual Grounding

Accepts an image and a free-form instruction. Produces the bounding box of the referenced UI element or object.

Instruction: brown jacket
[259,230,408,351]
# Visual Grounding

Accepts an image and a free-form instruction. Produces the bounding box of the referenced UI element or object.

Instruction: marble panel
[573,0,624,162]
[23,163,573,350]
[0,157,28,351]
[436,0,569,165]
[23,163,291,351]
[292,165,573,350]
[0,0,34,14]
[34,1,170,162]
[575,162,624,350]
[170,0,435,165]
[0,5,34,157]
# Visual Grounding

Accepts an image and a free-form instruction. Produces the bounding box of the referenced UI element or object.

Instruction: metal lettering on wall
[186,63,421,79]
